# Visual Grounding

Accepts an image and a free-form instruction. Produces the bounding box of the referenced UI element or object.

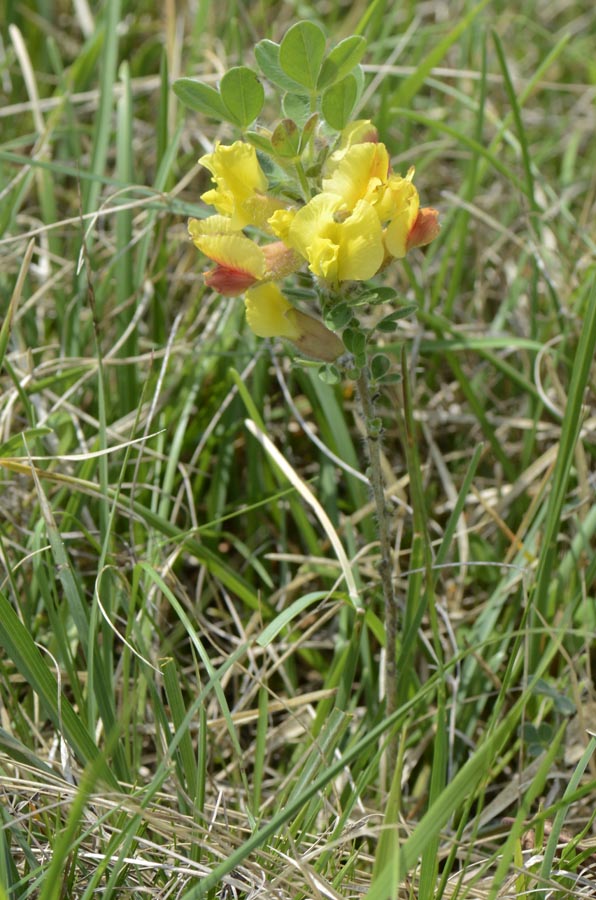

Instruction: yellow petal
[309,235,340,283]
[323,143,389,211]
[286,193,344,265]
[268,208,296,243]
[244,284,344,361]
[188,215,238,239]
[287,193,384,284]
[245,284,301,339]
[375,175,418,224]
[193,233,266,278]
[199,141,270,228]
[335,120,379,152]
[199,141,268,197]
[336,199,385,281]
[383,189,420,259]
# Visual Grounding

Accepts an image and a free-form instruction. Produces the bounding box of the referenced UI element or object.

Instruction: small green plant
[174,21,439,731]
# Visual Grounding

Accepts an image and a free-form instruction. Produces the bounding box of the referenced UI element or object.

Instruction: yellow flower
[244,283,298,339]
[199,141,283,229]
[189,216,266,295]
[380,176,440,258]
[188,217,302,296]
[245,283,344,361]
[380,175,420,259]
[322,142,390,211]
[267,208,295,244]
[332,120,379,157]
[320,145,439,262]
[270,193,384,286]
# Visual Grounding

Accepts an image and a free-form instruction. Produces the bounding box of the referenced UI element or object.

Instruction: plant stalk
[356,367,398,768]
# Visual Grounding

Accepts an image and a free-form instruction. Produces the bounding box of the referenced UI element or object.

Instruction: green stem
[356,367,398,763]
[293,159,311,200]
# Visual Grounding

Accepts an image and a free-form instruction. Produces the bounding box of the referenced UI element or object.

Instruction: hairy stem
[356,367,398,768]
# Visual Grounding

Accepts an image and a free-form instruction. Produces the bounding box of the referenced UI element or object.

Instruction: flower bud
[406,207,441,251]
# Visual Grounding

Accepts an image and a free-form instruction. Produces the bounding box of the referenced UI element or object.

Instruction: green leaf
[370,354,391,381]
[321,74,358,130]
[279,21,326,90]
[377,305,419,331]
[172,77,228,120]
[282,92,311,127]
[532,678,576,715]
[342,326,366,356]
[317,35,367,89]
[254,39,308,93]
[318,364,341,385]
[355,62,366,94]
[220,66,264,127]
[245,130,274,155]
[377,371,402,384]
[299,112,319,152]
[324,302,353,331]
[354,285,400,306]
[376,320,399,334]
[271,118,300,158]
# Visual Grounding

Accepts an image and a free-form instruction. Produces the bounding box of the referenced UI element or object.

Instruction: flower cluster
[188,122,439,362]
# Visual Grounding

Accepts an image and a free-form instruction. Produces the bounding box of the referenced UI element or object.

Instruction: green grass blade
[492,29,536,211]
[487,722,567,900]
[0,588,117,788]
[161,657,199,808]
[115,59,136,407]
[540,734,596,887]
[82,0,121,217]
[530,274,596,666]
[393,0,492,108]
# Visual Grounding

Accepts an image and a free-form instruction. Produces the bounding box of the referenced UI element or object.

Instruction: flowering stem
[356,367,398,764]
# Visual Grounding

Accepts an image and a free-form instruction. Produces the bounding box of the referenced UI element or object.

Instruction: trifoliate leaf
[342,326,366,356]
[255,39,308,93]
[220,67,264,127]
[282,92,312,127]
[317,35,367,89]
[321,74,358,130]
[370,353,392,381]
[351,286,400,306]
[279,21,326,90]
[245,130,274,155]
[324,302,353,331]
[173,78,228,120]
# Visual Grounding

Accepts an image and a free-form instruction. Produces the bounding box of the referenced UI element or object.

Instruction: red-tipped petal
[204,265,259,296]
[406,207,440,251]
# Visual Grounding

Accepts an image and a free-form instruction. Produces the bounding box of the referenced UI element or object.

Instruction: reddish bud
[406,207,440,251]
